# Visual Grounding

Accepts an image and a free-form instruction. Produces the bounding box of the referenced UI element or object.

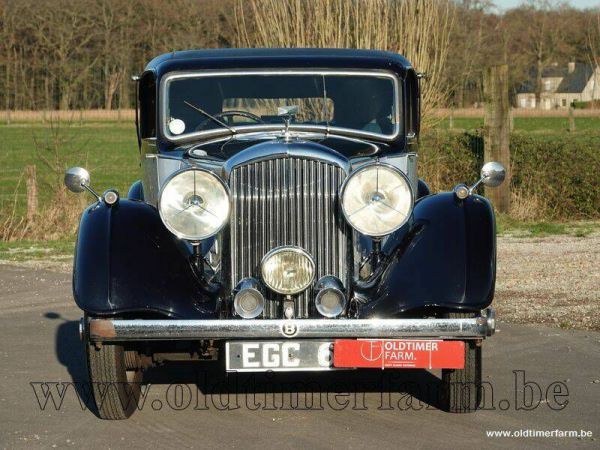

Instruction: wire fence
[434,108,600,118]
[2,108,599,124]
[0,109,136,123]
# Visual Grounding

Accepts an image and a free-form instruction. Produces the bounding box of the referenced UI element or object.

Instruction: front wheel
[85,333,142,419]
[441,312,482,413]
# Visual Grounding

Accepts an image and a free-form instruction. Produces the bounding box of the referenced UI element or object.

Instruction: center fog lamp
[340,163,413,237]
[261,246,315,295]
[158,168,230,241]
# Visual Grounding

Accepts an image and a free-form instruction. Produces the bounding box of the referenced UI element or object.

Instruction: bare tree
[0,0,596,112]
[445,0,503,107]
[233,0,455,129]
[505,1,577,109]
[97,0,127,109]
[588,13,600,67]
[587,13,600,106]
[32,0,100,109]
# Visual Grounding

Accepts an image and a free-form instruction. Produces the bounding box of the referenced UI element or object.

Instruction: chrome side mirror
[64,167,90,193]
[454,161,506,199]
[480,161,506,188]
[64,167,101,201]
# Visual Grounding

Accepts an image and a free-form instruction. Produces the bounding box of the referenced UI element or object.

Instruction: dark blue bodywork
[73,192,495,318]
[73,49,496,319]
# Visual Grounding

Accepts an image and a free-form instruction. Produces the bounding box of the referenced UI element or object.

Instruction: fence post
[449,108,454,129]
[25,165,38,222]
[568,107,575,132]
[483,64,510,213]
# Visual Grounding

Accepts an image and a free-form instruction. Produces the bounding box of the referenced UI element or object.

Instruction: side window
[405,71,420,138]
[139,72,156,138]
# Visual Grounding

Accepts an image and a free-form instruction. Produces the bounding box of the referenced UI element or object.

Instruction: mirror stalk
[454,161,506,200]
[82,184,102,202]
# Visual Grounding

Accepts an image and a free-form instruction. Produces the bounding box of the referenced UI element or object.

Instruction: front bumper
[86,308,495,341]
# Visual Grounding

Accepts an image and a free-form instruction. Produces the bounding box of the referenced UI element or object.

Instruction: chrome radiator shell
[228,155,351,318]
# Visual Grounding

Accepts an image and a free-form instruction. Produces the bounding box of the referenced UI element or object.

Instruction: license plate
[333,339,465,369]
[226,340,335,372]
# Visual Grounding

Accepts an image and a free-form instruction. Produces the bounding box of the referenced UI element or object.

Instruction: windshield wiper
[184,101,236,134]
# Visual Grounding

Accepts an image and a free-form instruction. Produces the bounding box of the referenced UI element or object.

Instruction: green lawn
[1,118,598,232]
[0,122,139,211]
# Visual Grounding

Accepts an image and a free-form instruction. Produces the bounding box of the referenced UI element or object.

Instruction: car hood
[186,134,393,161]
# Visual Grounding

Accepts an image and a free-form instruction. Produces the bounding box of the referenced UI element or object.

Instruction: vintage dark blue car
[65,48,505,419]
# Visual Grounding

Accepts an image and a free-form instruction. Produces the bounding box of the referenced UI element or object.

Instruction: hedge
[418,131,600,220]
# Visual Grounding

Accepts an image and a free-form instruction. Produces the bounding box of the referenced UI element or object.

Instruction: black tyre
[441,312,482,413]
[85,337,142,420]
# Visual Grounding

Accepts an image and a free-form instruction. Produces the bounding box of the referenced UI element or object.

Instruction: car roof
[145,48,413,79]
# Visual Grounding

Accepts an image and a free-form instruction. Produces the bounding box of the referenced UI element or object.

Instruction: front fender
[357,192,496,317]
[73,199,217,318]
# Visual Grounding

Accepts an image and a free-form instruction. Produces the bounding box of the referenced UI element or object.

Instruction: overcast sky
[494,0,599,9]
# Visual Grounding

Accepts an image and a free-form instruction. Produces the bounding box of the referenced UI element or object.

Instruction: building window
[562,98,567,107]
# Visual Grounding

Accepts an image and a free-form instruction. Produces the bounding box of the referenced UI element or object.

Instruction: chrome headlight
[340,163,413,237]
[261,246,315,295]
[158,168,230,241]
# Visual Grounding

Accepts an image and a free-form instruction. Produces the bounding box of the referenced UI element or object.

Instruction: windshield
[162,71,400,140]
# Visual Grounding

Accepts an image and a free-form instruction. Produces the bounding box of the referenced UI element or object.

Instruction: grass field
[2,115,598,205]
[0,116,598,231]
[0,122,139,211]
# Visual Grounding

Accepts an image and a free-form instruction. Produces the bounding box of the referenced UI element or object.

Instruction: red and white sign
[333,339,465,369]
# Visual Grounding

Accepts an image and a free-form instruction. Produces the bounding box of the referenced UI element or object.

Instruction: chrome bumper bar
[87,308,495,341]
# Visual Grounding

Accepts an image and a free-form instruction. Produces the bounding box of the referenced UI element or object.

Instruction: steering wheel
[196,110,264,130]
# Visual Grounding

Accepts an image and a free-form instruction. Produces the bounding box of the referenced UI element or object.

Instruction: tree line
[0,0,598,112]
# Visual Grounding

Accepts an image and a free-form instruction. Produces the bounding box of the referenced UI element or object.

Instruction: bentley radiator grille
[229,157,350,318]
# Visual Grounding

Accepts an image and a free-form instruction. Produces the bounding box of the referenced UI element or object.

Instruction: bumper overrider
[84,308,495,341]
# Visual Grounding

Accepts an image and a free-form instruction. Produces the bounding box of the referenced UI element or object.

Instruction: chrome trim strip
[222,140,351,177]
[88,310,495,341]
[141,154,188,206]
[159,69,401,144]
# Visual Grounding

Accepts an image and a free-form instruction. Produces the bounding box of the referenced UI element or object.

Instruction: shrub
[571,100,600,109]
[419,131,600,220]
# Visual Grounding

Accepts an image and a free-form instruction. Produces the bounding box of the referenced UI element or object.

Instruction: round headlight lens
[158,168,230,241]
[261,247,315,295]
[341,164,413,237]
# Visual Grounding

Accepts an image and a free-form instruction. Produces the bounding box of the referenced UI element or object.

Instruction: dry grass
[435,108,600,118]
[1,182,83,242]
[508,187,549,222]
[1,117,89,241]
[2,108,599,124]
[0,109,134,123]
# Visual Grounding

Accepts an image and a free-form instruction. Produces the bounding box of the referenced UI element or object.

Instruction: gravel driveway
[495,234,600,330]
